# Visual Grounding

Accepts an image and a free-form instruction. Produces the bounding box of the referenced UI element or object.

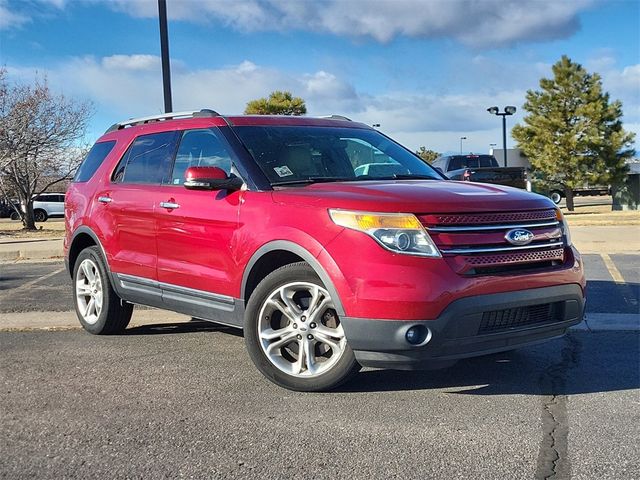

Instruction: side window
[112,132,179,184]
[74,141,116,182]
[167,129,233,185]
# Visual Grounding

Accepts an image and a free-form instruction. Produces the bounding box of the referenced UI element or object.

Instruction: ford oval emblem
[505,229,535,246]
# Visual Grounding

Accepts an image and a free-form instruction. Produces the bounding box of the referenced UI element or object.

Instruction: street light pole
[501,115,507,166]
[158,0,172,113]
[487,106,517,167]
[460,136,467,154]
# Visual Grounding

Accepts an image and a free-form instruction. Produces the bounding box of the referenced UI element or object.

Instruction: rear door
[92,131,179,283]
[155,128,243,316]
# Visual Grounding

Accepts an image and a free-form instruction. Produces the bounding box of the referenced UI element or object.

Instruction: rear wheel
[550,190,563,204]
[244,262,360,391]
[9,211,20,221]
[34,209,48,222]
[73,246,133,334]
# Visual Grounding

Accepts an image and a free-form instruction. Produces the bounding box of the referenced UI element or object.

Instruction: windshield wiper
[367,174,438,180]
[271,177,355,186]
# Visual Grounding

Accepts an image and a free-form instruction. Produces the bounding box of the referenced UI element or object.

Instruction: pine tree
[512,55,635,211]
[245,91,307,116]
[415,147,440,164]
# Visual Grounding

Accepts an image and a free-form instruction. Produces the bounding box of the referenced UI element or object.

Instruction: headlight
[329,210,441,257]
[556,209,572,246]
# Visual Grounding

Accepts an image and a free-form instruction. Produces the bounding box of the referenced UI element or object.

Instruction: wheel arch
[68,226,110,279]
[241,241,346,316]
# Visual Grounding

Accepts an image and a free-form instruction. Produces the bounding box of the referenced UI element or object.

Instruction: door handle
[97,196,112,204]
[160,201,180,210]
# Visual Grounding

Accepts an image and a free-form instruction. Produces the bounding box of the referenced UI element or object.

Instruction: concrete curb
[0,238,63,261]
[571,313,640,331]
[0,309,192,331]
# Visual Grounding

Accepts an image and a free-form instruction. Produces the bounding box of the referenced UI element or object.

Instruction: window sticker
[274,165,294,177]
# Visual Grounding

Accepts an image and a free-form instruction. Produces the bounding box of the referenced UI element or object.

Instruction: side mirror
[184,166,244,191]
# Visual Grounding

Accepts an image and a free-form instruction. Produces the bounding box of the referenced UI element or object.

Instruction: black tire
[9,211,20,221]
[550,190,563,205]
[72,246,133,335]
[244,262,360,392]
[34,209,48,222]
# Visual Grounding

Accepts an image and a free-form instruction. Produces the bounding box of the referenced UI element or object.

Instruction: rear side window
[112,132,179,184]
[74,141,116,182]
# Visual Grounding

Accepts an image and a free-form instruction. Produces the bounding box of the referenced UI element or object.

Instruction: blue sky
[1,0,639,153]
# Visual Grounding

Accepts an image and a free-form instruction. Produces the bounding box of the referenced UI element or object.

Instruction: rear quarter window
[74,141,116,182]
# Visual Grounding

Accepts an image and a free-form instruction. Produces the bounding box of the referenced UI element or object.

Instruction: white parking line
[11,267,66,291]
[600,253,625,283]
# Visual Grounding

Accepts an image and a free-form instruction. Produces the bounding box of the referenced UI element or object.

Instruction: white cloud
[7,54,637,153]
[0,0,30,30]
[101,54,162,72]
[106,0,593,48]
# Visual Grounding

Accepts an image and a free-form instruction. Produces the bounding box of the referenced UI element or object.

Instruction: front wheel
[73,246,133,334]
[244,262,360,391]
[34,209,48,222]
[550,190,563,204]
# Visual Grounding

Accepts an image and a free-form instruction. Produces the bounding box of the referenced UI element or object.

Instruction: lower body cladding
[340,284,585,370]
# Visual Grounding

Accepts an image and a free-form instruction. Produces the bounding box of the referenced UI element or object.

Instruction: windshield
[232,126,442,185]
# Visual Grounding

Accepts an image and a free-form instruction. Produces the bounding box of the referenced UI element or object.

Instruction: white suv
[24,193,65,222]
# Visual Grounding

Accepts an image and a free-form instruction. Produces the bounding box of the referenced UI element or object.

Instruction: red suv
[65,110,585,391]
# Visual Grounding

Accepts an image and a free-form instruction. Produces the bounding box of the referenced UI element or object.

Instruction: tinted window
[168,129,233,185]
[448,155,498,171]
[112,132,179,184]
[74,141,116,182]
[233,126,440,185]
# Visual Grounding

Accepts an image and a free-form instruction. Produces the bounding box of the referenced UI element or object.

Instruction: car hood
[271,180,555,213]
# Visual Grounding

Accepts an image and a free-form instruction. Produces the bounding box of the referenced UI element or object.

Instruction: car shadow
[124,319,243,338]
[336,331,639,396]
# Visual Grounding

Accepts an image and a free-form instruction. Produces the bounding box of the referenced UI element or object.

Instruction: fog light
[405,325,429,345]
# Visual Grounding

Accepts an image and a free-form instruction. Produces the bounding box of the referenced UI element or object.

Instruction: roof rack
[105,109,220,134]
[318,115,352,121]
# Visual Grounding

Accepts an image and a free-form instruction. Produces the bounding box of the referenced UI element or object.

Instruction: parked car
[33,193,65,221]
[0,199,18,219]
[545,184,610,205]
[432,154,530,190]
[64,110,585,391]
[9,193,65,222]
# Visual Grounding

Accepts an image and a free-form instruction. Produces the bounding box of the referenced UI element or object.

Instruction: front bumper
[340,284,584,370]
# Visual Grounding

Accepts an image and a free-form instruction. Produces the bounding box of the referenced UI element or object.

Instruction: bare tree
[0,69,93,229]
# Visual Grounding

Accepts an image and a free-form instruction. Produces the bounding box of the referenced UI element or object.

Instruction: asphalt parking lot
[1,253,637,314]
[0,254,638,479]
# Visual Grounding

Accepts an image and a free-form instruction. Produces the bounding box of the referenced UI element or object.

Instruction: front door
[155,128,244,319]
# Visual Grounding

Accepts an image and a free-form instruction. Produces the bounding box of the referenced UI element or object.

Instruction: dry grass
[562,204,640,226]
[0,219,65,239]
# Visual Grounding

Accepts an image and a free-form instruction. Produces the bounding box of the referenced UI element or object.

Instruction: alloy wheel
[75,258,104,325]
[258,282,346,378]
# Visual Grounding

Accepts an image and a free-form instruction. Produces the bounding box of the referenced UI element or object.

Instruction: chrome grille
[425,208,557,225]
[419,209,567,275]
[466,248,565,266]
